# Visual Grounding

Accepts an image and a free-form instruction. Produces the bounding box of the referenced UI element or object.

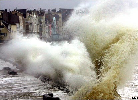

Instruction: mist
[0,34,96,91]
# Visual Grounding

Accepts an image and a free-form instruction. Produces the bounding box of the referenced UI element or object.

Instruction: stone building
[0,9,20,42]
[26,9,39,34]
[0,8,74,42]
[26,9,46,39]
[12,9,27,34]
[44,8,74,41]
[0,10,10,42]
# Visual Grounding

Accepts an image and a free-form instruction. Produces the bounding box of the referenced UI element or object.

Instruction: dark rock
[43,93,53,99]
[2,67,18,75]
[8,70,18,75]
[37,75,52,83]
[2,67,12,71]
[51,97,60,100]
[47,93,53,97]
[43,93,60,100]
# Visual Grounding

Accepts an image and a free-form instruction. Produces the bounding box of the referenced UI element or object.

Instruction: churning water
[0,35,96,91]
[1,0,138,100]
[64,0,138,99]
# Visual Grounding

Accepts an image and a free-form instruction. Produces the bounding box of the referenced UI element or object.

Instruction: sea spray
[0,34,96,91]
[64,0,138,99]
[72,32,138,100]
[0,0,138,99]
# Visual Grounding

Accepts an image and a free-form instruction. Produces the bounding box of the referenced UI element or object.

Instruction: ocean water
[0,0,138,100]
[0,59,137,100]
[0,59,69,100]
[118,66,138,100]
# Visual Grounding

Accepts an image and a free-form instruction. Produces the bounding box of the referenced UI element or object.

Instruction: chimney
[5,9,7,12]
[48,9,50,14]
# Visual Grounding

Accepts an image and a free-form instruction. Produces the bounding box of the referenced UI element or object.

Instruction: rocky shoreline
[0,59,69,100]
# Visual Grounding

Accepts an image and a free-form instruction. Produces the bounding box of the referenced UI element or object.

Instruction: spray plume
[64,0,138,99]
[0,34,96,91]
[1,0,138,99]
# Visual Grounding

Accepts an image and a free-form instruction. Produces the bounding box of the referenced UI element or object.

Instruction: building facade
[0,8,74,42]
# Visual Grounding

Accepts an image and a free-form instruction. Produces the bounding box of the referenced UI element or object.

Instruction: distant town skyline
[0,0,88,10]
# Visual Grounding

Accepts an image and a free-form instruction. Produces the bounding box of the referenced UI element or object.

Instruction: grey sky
[0,0,84,10]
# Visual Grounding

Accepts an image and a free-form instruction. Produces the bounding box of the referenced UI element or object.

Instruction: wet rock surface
[2,67,18,75]
[8,70,18,75]
[43,93,60,100]
[38,75,70,94]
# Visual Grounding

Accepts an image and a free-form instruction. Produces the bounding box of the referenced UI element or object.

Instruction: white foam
[0,34,96,91]
[65,0,138,99]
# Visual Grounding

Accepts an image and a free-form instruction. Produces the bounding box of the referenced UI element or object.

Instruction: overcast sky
[0,0,86,10]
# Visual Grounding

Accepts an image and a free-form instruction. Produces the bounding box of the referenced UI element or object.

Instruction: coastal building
[0,10,10,42]
[0,10,12,42]
[26,9,39,34]
[12,9,27,34]
[9,11,20,39]
[0,8,74,42]
[59,8,73,25]
[26,9,46,39]
[0,9,24,42]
